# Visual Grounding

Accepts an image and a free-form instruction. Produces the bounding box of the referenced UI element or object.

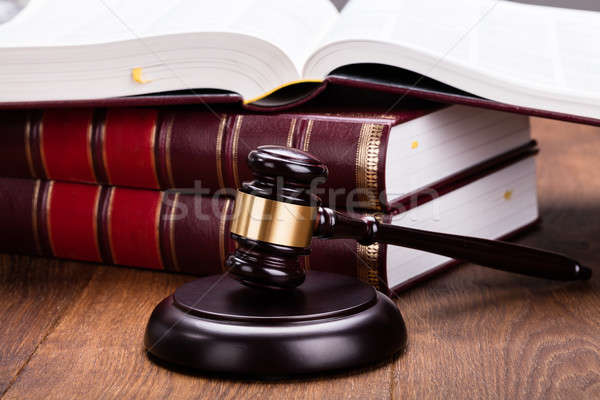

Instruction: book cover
[0,150,539,290]
[0,103,536,212]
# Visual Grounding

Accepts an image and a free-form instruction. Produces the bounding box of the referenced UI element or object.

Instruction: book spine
[0,177,386,288]
[0,108,396,211]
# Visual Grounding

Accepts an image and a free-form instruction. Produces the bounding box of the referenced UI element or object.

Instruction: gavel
[227,145,590,290]
[145,144,590,376]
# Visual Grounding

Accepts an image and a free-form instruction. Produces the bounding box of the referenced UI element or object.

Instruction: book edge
[388,217,542,294]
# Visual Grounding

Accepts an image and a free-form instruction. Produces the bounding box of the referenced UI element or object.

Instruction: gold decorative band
[357,243,380,289]
[230,191,316,248]
[355,123,384,211]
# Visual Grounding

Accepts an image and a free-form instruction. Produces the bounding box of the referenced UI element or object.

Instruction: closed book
[0,153,539,291]
[0,104,533,211]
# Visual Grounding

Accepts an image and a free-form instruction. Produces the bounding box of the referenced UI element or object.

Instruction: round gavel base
[145,271,406,376]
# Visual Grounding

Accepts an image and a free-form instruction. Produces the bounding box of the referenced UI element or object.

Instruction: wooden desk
[0,118,598,399]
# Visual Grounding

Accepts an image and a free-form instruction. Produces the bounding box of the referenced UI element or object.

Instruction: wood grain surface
[1,117,599,399]
[0,256,96,396]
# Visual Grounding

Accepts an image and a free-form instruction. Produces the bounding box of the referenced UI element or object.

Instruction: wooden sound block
[144,271,406,376]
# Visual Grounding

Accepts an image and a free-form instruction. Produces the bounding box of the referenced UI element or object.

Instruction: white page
[0,0,174,45]
[0,0,338,76]
[309,0,600,101]
[387,157,538,287]
[148,0,339,74]
[226,0,339,74]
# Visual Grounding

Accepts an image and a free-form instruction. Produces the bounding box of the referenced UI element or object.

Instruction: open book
[1,0,599,119]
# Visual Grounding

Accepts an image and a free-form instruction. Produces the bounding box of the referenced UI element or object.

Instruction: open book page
[1,0,337,71]
[0,0,337,101]
[148,0,338,74]
[0,0,173,45]
[305,0,600,118]
[215,0,339,74]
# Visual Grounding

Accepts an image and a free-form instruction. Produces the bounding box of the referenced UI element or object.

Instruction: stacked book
[2,0,596,290]
[0,103,539,291]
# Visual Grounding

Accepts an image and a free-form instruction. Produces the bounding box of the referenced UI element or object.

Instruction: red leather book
[0,177,387,287]
[0,150,540,291]
[0,103,535,212]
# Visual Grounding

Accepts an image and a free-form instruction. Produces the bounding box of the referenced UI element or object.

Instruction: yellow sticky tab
[411,141,419,149]
[132,67,151,84]
[503,190,513,200]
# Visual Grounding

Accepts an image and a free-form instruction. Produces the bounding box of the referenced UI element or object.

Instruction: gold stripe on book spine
[286,118,297,147]
[355,123,384,211]
[168,192,180,271]
[45,181,55,255]
[163,114,176,188]
[31,180,42,255]
[154,191,165,270]
[219,198,232,272]
[85,115,97,181]
[148,117,160,189]
[91,186,102,261]
[302,119,314,151]
[106,187,117,263]
[38,117,48,178]
[356,242,380,289]
[24,115,37,178]
[231,115,244,189]
[100,116,111,185]
[214,114,227,189]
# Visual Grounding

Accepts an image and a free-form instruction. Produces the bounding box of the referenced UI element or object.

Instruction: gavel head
[226,145,328,290]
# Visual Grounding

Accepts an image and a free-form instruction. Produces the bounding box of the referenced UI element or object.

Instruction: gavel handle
[314,207,591,281]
